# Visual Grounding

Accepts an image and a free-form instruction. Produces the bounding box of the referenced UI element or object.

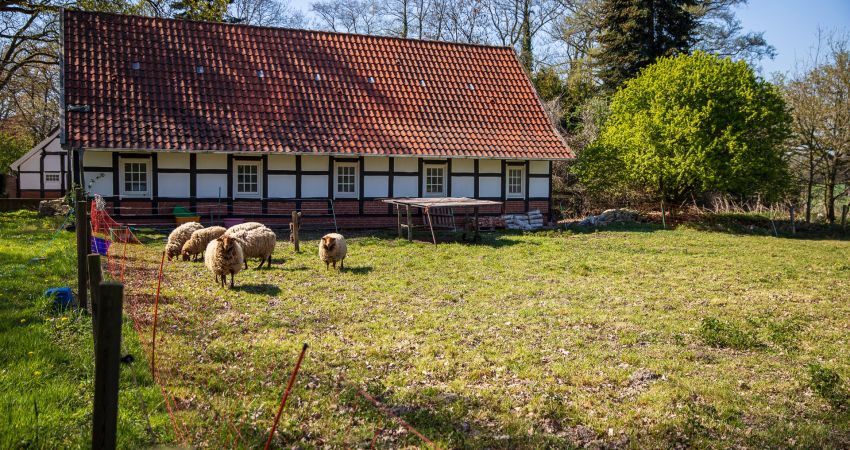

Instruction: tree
[228,0,304,27]
[485,0,562,72]
[170,0,233,21]
[596,0,697,89]
[311,0,386,34]
[576,51,792,206]
[0,131,32,175]
[690,0,775,63]
[783,31,850,223]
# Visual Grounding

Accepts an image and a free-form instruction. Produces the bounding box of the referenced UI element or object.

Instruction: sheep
[204,235,244,288]
[181,226,226,261]
[227,226,277,269]
[165,221,204,261]
[318,233,347,270]
[224,221,265,236]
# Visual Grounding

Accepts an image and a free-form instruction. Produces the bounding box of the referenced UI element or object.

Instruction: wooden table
[382,197,503,244]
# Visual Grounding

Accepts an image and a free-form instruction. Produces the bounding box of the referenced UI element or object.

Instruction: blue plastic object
[45,287,74,309]
[90,236,111,256]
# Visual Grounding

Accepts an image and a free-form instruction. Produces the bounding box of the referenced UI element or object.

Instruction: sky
[733,0,850,76]
[287,0,849,76]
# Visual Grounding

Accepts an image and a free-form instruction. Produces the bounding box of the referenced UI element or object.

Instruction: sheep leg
[254,258,266,270]
[229,271,235,288]
[244,260,249,270]
[333,261,337,269]
[340,259,344,270]
[325,261,329,270]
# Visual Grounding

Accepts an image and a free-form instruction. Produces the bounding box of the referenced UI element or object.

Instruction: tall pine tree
[597,0,696,90]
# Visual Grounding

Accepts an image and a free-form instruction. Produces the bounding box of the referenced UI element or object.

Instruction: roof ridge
[63,9,516,53]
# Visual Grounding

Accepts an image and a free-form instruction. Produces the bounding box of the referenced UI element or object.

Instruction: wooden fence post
[789,206,796,234]
[291,211,301,252]
[76,197,88,309]
[92,281,123,450]
[406,205,413,241]
[841,205,848,230]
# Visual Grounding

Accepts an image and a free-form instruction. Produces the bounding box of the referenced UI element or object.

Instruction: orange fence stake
[264,343,308,450]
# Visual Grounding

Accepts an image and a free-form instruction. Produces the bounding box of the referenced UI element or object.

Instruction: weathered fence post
[290,211,301,252]
[789,206,796,234]
[92,281,123,450]
[660,199,667,229]
[406,205,413,241]
[841,205,848,230]
[76,196,88,309]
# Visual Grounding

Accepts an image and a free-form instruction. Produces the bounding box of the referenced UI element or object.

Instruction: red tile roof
[62,10,573,159]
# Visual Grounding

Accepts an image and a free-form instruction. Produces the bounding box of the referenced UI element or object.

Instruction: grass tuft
[698,317,763,350]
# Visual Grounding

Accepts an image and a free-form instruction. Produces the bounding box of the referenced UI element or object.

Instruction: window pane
[508,168,522,194]
[337,165,355,194]
[124,162,148,192]
[237,164,258,193]
[426,167,444,194]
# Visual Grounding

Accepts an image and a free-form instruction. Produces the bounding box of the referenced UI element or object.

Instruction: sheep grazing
[181,226,226,261]
[204,235,244,288]
[224,221,265,236]
[318,233,347,270]
[228,226,277,269]
[165,222,204,261]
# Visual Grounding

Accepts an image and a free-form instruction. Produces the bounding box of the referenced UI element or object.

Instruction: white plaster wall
[364,175,388,197]
[302,155,329,171]
[158,173,190,197]
[268,174,296,198]
[268,154,296,170]
[158,153,190,169]
[17,154,40,172]
[83,151,112,167]
[85,171,113,197]
[197,153,227,170]
[479,159,501,173]
[451,176,474,197]
[364,156,389,171]
[44,155,64,171]
[393,157,418,173]
[529,160,550,174]
[196,173,227,198]
[479,176,502,197]
[452,159,474,173]
[393,176,418,197]
[529,178,549,198]
[19,172,41,189]
[302,174,328,197]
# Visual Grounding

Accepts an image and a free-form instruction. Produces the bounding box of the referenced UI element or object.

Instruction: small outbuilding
[8,130,71,199]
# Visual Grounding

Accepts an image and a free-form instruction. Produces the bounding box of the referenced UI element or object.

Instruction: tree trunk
[805,149,814,223]
[519,0,533,73]
[825,181,836,223]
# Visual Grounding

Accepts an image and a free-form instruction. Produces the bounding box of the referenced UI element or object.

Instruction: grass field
[3,211,850,448]
[117,220,850,448]
[0,211,171,449]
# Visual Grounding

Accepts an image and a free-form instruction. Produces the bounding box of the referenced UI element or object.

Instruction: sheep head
[321,236,336,251]
[217,235,237,254]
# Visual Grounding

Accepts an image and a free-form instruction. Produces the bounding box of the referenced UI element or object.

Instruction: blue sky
[288,0,849,76]
[733,0,850,76]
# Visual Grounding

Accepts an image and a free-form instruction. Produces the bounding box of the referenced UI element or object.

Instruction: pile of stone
[503,209,545,231]
[577,208,640,227]
[38,198,70,216]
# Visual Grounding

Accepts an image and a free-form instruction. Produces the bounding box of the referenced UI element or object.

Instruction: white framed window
[234,161,261,198]
[424,164,447,197]
[334,161,359,198]
[506,165,525,198]
[119,158,151,198]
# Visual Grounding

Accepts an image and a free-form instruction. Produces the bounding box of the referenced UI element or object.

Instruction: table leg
[396,205,402,238]
[426,208,437,245]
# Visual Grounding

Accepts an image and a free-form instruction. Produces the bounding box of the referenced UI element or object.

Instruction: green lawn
[0,211,171,449]
[118,220,850,448]
[3,211,850,448]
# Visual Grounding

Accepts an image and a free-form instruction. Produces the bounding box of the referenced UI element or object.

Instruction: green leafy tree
[597,0,697,89]
[576,51,792,206]
[0,132,33,175]
[171,0,233,21]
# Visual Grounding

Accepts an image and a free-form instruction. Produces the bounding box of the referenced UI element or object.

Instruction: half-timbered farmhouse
[61,10,573,227]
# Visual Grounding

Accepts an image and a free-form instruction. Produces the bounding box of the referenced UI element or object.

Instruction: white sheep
[204,235,244,288]
[224,221,265,236]
[227,226,277,269]
[318,233,347,270]
[181,226,226,261]
[166,221,204,261]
